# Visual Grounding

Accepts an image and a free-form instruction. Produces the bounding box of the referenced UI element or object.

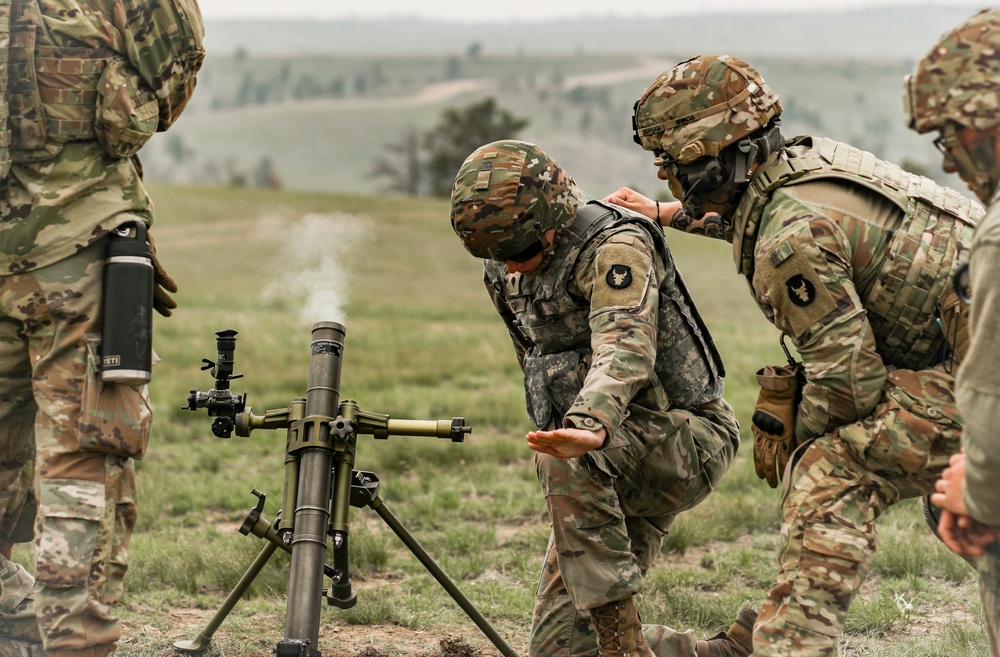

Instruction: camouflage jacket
[0,0,204,273]
[484,201,724,447]
[957,186,1000,526]
[733,136,979,441]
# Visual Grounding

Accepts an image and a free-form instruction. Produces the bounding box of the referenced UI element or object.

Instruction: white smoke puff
[260,212,371,325]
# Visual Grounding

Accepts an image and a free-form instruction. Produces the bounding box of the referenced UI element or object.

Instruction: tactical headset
[636,114,784,219]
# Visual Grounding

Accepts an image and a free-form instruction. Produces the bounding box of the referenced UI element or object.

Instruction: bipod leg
[360,484,520,657]
[175,541,280,653]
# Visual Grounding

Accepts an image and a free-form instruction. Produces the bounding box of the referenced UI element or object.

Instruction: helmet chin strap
[948,130,998,203]
[681,120,783,221]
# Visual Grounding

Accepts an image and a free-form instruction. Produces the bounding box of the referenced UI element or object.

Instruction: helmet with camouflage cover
[905,8,1000,135]
[451,140,584,261]
[633,54,782,164]
[906,9,1000,201]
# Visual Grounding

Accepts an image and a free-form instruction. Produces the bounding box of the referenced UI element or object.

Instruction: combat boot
[695,607,756,657]
[589,596,654,657]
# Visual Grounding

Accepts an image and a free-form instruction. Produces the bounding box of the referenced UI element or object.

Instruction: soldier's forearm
[664,206,730,241]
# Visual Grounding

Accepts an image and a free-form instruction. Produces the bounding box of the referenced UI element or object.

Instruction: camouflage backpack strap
[733,137,823,277]
[0,0,10,179]
[590,199,728,408]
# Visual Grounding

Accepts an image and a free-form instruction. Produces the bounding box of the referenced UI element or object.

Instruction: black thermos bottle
[101,222,153,385]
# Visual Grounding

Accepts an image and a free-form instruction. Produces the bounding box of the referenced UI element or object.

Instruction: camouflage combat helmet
[633,54,782,164]
[451,140,583,261]
[905,8,1000,134]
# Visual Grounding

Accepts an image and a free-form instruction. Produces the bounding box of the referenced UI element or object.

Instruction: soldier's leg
[21,242,151,657]
[531,398,743,657]
[752,437,880,657]
[754,368,961,657]
[529,532,601,657]
[976,543,1000,657]
[533,452,702,657]
[0,288,41,644]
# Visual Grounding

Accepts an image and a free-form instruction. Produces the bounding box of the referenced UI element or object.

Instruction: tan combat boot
[695,607,756,657]
[590,596,654,657]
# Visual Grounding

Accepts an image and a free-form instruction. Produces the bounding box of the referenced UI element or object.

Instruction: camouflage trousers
[976,543,1000,657]
[530,399,739,657]
[754,366,962,657]
[0,238,152,657]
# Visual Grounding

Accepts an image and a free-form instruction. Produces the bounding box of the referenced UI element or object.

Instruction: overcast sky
[201,0,991,21]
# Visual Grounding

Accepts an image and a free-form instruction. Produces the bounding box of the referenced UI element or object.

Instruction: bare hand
[931,451,970,517]
[932,452,1000,556]
[937,509,999,557]
[526,427,606,459]
[604,187,656,219]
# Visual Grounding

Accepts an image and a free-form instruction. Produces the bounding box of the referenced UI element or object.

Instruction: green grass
[11,183,983,656]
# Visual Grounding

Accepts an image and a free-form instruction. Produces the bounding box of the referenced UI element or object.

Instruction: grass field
[12,182,987,656]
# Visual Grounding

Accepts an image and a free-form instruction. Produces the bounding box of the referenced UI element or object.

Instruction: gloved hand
[147,230,178,317]
[752,361,804,488]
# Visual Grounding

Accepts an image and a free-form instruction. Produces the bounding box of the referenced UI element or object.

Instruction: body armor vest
[0,0,167,175]
[486,201,725,429]
[733,135,980,370]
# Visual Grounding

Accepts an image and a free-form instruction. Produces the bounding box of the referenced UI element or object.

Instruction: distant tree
[446,56,462,81]
[164,134,194,164]
[294,74,321,100]
[253,157,283,190]
[421,97,529,197]
[353,73,368,95]
[236,72,253,106]
[466,42,482,59]
[370,126,423,196]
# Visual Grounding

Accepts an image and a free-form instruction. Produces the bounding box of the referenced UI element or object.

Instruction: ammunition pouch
[938,286,969,370]
[93,57,159,158]
[2,0,202,166]
[751,359,805,488]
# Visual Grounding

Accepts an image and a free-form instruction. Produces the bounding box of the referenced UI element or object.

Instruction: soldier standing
[907,8,1000,654]
[0,1,204,655]
[605,54,982,656]
[450,139,754,657]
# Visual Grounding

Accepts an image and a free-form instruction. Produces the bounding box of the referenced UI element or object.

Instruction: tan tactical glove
[752,360,804,488]
[148,230,178,317]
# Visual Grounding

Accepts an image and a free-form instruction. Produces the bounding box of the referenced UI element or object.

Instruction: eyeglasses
[933,123,961,158]
[932,134,949,156]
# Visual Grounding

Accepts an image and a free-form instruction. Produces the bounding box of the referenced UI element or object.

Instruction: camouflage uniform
[452,140,741,657]
[0,1,204,655]
[958,194,1000,654]
[631,55,982,657]
[907,9,1000,653]
[737,140,978,656]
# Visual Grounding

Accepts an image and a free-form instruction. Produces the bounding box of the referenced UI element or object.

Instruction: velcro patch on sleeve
[592,242,651,310]
[757,242,837,337]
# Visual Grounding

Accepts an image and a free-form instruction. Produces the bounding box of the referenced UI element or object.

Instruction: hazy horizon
[201,0,990,22]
